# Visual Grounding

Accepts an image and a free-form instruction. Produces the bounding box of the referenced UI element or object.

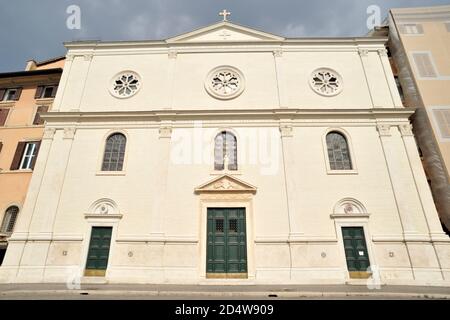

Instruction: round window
[310,68,343,96]
[205,66,245,100]
[110,71,141,98]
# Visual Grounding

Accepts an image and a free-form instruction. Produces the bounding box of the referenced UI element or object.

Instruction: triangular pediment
[167,21,284,43]
[195,174,257,194]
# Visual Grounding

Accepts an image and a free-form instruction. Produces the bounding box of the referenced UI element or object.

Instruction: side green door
[342,227,371,278]
[85,227,113,276]
[207,208,247,278]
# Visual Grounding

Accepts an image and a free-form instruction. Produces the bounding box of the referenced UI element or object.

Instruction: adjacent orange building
[387,5,450,233]
[0,57,64,264]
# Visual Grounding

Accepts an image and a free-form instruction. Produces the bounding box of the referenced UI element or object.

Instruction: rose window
[205,66,245,100]
[310,69,343,96]
[110,72,141,98]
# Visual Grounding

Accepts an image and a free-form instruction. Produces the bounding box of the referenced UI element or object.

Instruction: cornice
[64,38,388,55]
[0,74,62,87]
[41,108,415,123]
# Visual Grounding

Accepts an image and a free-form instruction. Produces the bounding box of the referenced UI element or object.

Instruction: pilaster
[376,124,429,237]
[399,124,450,241]
[279,122,303,240]
[148,123,173,239]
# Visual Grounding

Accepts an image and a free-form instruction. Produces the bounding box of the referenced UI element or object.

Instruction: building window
[19,142,39,170]
[432,108,450,139]
[0,88,22,101]
[399,24,424,35]
[205,66,245,100]
[310,68,343,96]
[35,85,58,99]
[214,131,238,171]
[33,106,49,125]
[10,141,41,171]
[110,72,141,99]
[102,133,126,171]
[412,52,438,78]
[326,132,353,170]
[0,206,19,234]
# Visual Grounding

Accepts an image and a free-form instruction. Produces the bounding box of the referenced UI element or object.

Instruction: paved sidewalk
[0,284,449,299]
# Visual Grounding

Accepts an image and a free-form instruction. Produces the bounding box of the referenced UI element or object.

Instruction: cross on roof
[219,9,231,22]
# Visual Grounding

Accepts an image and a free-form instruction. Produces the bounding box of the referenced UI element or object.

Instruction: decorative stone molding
[84,54,93,61]
[377,48,388,57]
[200,193,253,201]
[66,54,74,61]
[168,50,178,59]
[42,128,56,140]
[333,198,368,215]
[377,124,391,137]
[195,174,257,194]
[89,198,119,215]
[398,124,414,137]
[279,124,293,137]
[63,127,76,140]
[358,49,369,57]
[85,198,122,220]
[273,50,283,58]
[159,126,173,139]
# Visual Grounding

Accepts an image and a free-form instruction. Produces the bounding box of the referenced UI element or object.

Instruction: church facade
[1,17,449,285]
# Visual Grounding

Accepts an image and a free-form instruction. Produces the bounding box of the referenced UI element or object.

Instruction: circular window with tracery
[110,71,141,98]
[205,66,245,100]
[310,68,343,96]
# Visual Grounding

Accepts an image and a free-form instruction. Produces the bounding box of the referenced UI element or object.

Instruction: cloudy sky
[0,0,448,72]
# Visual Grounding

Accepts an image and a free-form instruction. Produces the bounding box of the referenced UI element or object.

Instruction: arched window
[102,133,126,171]
[1,206,19,234]
[326,132,353,170]
[214,131,237,171]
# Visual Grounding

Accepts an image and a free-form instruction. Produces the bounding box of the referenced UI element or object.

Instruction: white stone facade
[0,21,449,286]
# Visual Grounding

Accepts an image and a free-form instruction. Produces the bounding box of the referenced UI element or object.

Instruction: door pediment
[195,174,257,194]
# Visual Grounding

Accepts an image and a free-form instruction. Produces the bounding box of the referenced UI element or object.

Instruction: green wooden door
[207,208,247,278]
[342,227,371,278]
[85,227,112,276]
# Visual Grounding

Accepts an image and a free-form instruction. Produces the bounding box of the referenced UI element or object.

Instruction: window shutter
[0,142,3,154]
[0,109,9,126]
[416,24,424,34]
[412,53,437,78]
[30,141,41,170]
[433,109,450,139]
[33,106,49,125]
[10,142,26,170]
[51,85,58,98]
[34,86,44,99]
[0,88,5,101]
[13,88,22,101]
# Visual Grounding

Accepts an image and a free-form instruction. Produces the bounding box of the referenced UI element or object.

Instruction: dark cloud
[0,0,448,72]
